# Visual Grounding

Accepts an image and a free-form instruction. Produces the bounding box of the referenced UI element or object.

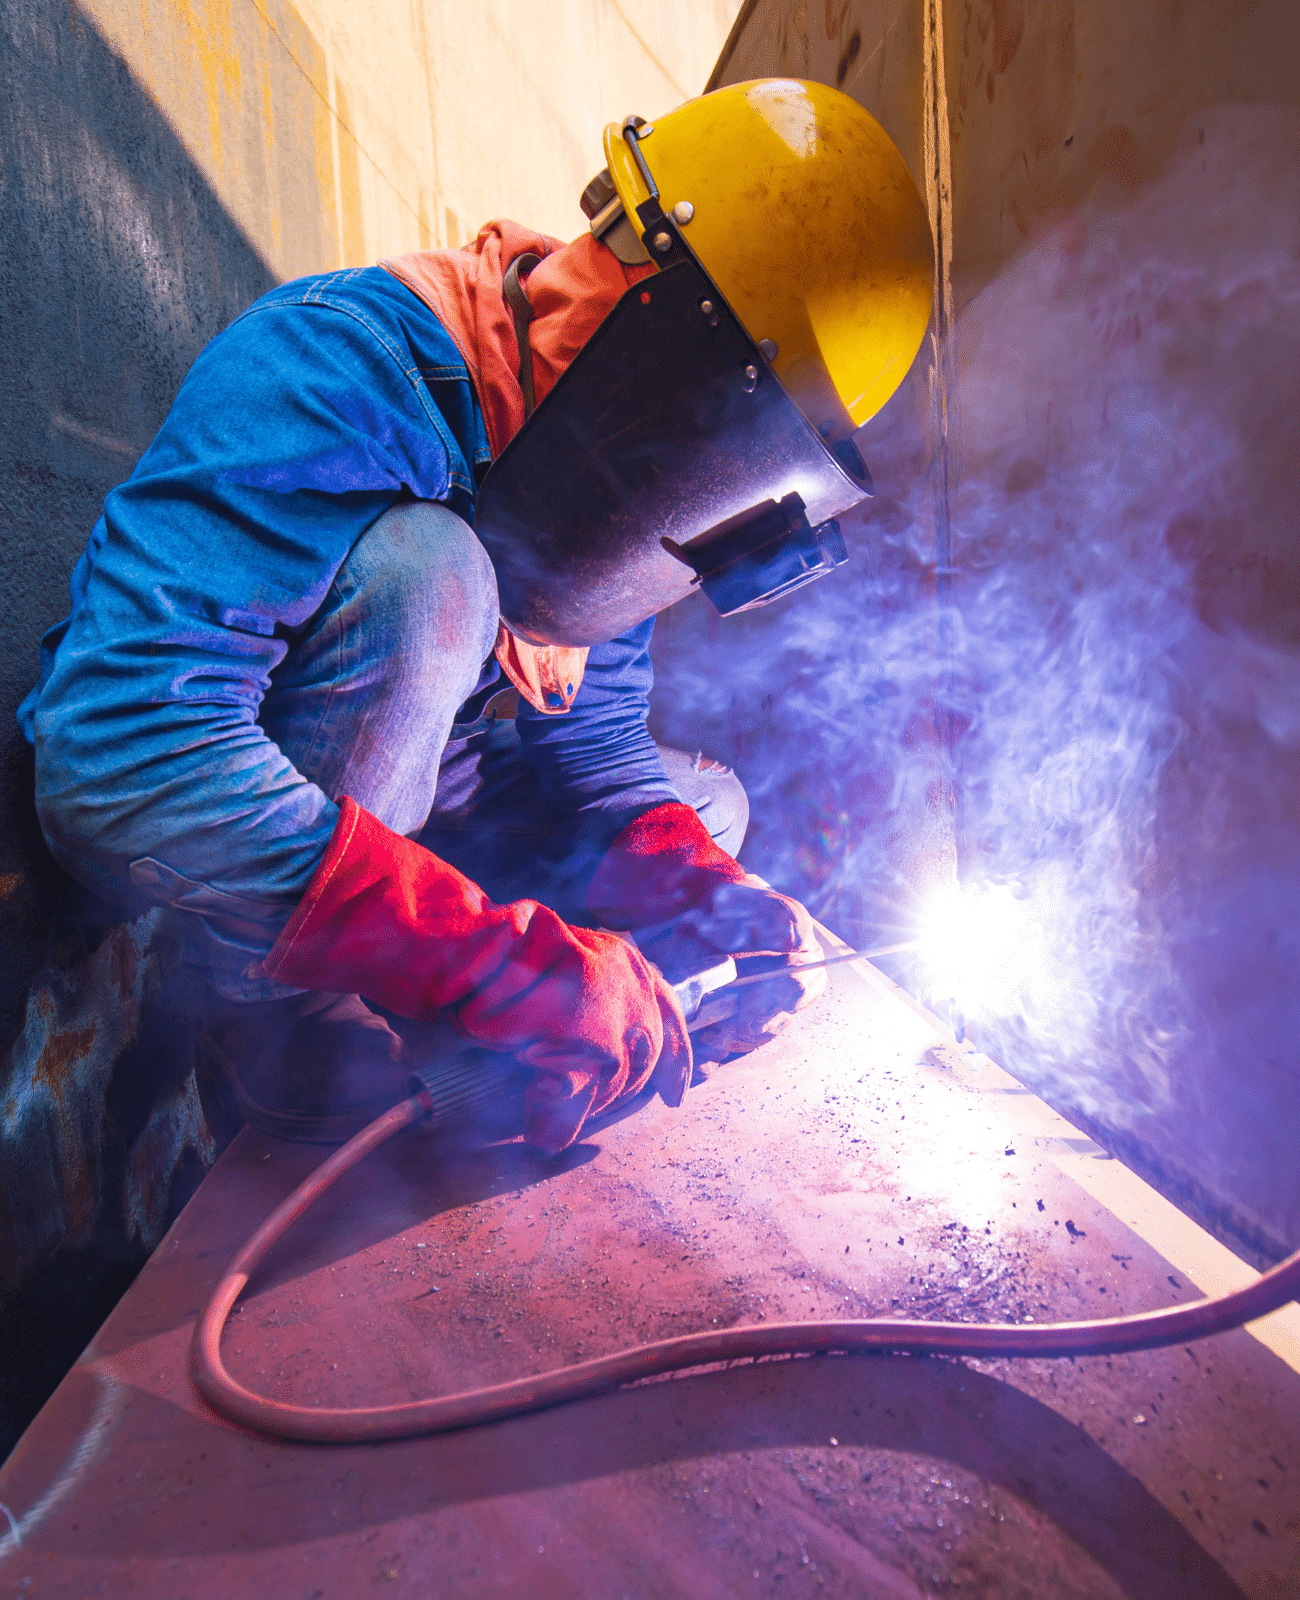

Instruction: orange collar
[382,222,651,458]
[381,225,652,715]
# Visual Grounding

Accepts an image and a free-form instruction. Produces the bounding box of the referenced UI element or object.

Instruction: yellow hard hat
[477,80,934,644]
[598,79,934,444]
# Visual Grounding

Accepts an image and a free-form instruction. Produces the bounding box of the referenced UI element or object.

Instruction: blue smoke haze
[650,106,1300,1245]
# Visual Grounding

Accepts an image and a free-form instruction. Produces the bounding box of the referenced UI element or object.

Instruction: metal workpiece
[5,958,1298,1596]
[187,1074,1300,1446]
[687,0,1300,1271]
[186,939,1300,1449]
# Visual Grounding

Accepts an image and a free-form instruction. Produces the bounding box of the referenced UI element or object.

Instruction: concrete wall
[73,0,739,271]
[0,0,739,1456]
[660,0,1300,1263]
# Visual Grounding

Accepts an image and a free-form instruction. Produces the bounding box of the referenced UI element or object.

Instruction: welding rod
[387,945,925,1132]
[718,939,920,990]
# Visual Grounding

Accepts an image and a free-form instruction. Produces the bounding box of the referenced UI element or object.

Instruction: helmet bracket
[623,122,695,271]
[622,120,659,200]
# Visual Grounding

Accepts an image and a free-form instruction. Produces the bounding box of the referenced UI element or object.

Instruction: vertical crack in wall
[922,0,962,886]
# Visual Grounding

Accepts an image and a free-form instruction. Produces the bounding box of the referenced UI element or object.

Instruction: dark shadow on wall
[0,0,277,1459]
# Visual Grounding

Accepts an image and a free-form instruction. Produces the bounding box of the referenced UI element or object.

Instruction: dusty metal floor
[1,954,1297,1599]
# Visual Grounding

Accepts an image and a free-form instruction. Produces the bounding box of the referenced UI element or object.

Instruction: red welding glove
[262,797,691,1153]
[586,802,827,1057]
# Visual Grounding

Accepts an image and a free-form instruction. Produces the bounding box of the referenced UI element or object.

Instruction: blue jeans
[77,502,747,999]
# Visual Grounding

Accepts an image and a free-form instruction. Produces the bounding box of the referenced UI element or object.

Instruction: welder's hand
[586,801,826,1057]
[512,933,692,1153]
[642,878,827,1057]
[262,797,692,1154]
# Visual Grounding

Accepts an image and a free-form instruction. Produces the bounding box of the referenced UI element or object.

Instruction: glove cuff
[586,801,747,930]
[260,795,521,1014]
[261,796,372,986]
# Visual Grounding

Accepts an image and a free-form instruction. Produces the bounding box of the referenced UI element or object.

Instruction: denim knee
[656,745,750,859]
[259,500,500,835]
[330,500,499,703]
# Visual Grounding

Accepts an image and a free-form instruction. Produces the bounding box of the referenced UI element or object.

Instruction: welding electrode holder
[403,957,739,1133]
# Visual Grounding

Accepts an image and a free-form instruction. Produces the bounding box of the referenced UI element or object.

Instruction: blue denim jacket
[19,266,675,916]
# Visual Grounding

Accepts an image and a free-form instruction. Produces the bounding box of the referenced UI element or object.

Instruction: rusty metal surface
[0,897,214,1458]
[0,0,278,1453]
[2,912,213,1280]
[1,964,1297,1598]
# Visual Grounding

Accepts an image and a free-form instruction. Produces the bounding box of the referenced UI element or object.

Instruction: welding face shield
[474,79,935,647]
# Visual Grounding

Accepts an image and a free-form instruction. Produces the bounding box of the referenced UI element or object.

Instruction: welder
[18,80,933,1155]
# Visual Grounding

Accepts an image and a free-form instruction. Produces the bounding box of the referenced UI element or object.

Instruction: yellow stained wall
[79,0,741,280]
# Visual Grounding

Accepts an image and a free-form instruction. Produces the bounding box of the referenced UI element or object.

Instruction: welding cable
[190,1092,1300,1445]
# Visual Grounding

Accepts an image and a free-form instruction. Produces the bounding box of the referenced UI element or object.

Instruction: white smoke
[652,105,1300,1176]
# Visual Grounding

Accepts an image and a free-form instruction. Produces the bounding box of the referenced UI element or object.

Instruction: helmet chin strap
[501,252,541,419]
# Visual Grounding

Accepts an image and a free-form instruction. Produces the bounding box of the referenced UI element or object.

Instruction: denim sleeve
[515,618,681,846]
[28,291,461,918]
